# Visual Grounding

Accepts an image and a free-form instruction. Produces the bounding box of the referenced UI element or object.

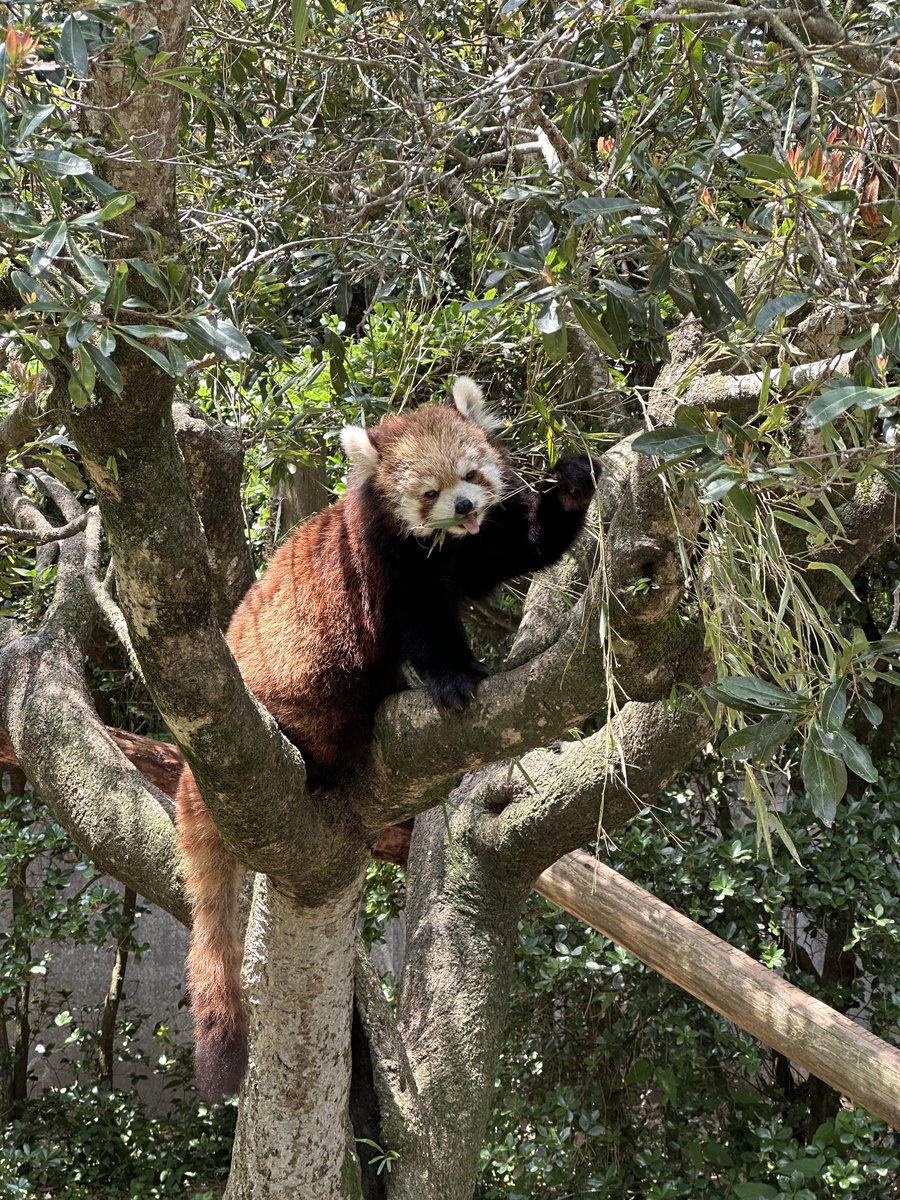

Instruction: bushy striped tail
[176,769,248,1099]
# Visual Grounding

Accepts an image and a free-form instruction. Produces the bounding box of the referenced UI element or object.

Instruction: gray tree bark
[225,875,366,1200]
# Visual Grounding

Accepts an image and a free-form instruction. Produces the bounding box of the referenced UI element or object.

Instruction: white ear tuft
[451,376,503,433]
[340,425,379,479]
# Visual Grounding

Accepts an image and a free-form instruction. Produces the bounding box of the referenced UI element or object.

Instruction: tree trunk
[396,808,527,1200]
[225,873,367,1200]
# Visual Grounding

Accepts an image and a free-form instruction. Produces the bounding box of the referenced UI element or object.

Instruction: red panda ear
[450,376,503,433]
[340,425,380,480]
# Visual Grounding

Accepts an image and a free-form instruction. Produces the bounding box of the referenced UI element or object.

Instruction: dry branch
[538,850,900,1130]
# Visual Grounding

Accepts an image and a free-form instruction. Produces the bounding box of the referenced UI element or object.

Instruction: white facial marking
[428,480,495,537]
[397,492,425,532]
[479,457,503,492]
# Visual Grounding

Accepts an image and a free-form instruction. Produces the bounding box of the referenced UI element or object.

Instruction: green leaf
[72,192,136,226]
[720,713,795,763]
[539,315,567,363]
[190,316,252,361]
[116,329,177,375]
[567,196,640,216]
[120,324,187,340]
[59,15,89,78]
[633,427,707,461]
[859,697,883,727]
[686,262,746,329]
[805,385,900,429]
[655,1066,678,1107]
[753,292,809,333]
[820,682,847,733]
[806,560,859,600]
[83,342,123,396]
[726,485,756,522]
[291,0,309,47]
[530,213,554,261]
[16,103,55,145]
[720,710,796,758]
[69,241,110,288]
[877,464,900,497]
[30,220,68,275]
[831,728,878,783]
[714,675,805,713]
[732,1185,779,1200]
[10,270,51,302]
[739,153,793,182]
[570,300,617,356]
[32,150,93,178]
[128,259,171,297]
[801,727,847,824]
[67,346,96,408]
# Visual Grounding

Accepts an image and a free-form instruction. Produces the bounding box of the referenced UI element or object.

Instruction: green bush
[479,774,900,1199]
[0,787,234,1198]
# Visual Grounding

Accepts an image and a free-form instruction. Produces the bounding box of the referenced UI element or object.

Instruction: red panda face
[341,377,508,538]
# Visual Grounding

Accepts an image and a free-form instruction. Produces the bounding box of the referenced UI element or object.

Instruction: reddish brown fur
[177,389,597,1098]
[176,401,503,1097]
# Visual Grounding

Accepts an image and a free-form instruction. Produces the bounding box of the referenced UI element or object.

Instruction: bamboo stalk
[536,850,900,1130]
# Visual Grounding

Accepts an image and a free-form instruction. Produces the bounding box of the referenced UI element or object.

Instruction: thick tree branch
[0,508,92,545]
[470,700,713,877]
[354,945,435,1199]
[173,401,256,624]
[0,478,186,921]
[358,437,699,829]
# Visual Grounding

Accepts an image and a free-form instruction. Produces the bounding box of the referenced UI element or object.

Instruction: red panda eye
[424,489,439,500]
[465,470,477,482]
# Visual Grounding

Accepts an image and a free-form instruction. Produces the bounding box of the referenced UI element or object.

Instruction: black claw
[424,663,489,712]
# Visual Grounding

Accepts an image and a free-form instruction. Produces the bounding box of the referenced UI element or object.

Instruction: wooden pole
[536,849,900,1130]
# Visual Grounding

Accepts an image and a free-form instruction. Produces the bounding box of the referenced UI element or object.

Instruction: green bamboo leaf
[806,560,859,600]
[292,0,309,47]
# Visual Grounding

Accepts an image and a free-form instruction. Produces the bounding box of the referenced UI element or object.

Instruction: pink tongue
[464,519,480,535]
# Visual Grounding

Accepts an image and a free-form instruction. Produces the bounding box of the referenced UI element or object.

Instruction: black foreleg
[458,454,600,599]
[401,601,488,712]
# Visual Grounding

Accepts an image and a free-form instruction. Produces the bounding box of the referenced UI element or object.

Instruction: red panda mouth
[462,518,480,535]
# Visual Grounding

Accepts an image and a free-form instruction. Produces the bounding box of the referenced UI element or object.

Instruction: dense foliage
[2,0,900,1195]
[482,761,900,1198]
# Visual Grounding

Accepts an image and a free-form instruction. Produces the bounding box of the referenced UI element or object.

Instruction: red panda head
[340,377,508,538]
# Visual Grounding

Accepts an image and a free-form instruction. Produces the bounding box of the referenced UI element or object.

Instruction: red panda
[176,377,599,1098]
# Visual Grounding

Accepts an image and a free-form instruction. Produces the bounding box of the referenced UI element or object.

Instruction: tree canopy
[1,1,900,1197]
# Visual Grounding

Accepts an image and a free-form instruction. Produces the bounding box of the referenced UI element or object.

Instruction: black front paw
[423,661,489,713]
[550,455,601,512]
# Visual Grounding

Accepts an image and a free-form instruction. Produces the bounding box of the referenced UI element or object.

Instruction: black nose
[455,497,474,515]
